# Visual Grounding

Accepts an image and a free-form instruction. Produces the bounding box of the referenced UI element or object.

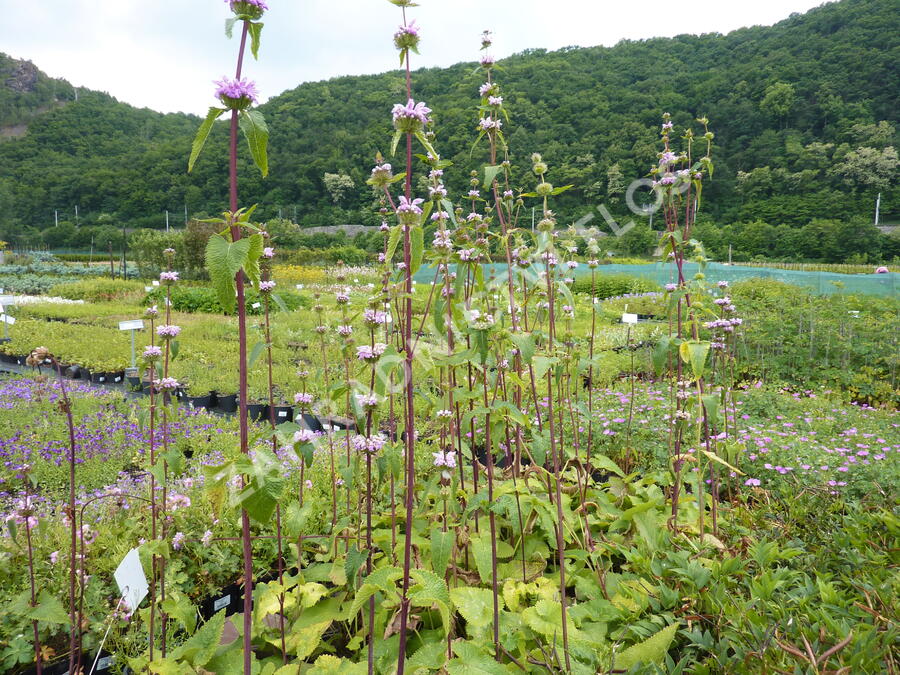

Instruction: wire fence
[414,262,899,297]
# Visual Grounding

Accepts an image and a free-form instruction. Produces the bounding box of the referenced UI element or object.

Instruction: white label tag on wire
[114,548,148,611]
[622,313,638,324]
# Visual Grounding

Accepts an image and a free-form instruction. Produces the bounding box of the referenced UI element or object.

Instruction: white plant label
[144,286,153,292]
[296,284,304,290]
[252,302,261,309]
[114,548,148,611]
[0,315,15,325]
[622,313,638,324]
[118,320,145,331]
[152,280,160,287]
[213,595,231,611]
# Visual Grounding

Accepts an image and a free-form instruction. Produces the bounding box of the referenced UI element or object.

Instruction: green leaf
[390,130,403,157]
[679,340,710,379]
[248,340,266,369]
[386,224,402,263]
[271,293,288,313]
[533,356,556,382]
[591,453,625,478]
[483,164,503,190]
[188,107,225,173]
[26,590,70,625]
[700,449,744,475]
[615,622,679,670]
[205,234,252,314]
[239,109,269,177]
[225,17,238,38]
[447,642,508,675]
[449,587,494,629]
[414,130,438,159]
[470,533,494,585]
[701,393,721,425]
[243,233,265,288]
[173,610,226,667]
[430,527,452,577]
[162,593,197,634]
[247,21,263,59]
[308,655,367,675]
[410,226,424,276]
[652,336,671,376]
[344,546,369,585]
[350,566,402,618]
[409,568,452,636]
[510,333,535,365]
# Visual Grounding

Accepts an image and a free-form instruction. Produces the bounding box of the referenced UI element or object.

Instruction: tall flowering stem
[191,0,272,668]
[393,4,422,673]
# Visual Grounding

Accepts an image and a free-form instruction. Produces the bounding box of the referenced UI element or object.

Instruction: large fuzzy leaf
[239,109,269,177]
[188,107,225,173]
[615,622,679,670]
[449,587,495,630]
[205,234,252,314]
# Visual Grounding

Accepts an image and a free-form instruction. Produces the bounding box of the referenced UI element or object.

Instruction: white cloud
[2,0,830,115]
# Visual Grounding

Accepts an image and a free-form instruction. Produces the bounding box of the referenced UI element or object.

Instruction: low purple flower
[154,377,180,392]
[259,280,276,293]
[142,346,163,361]
[159,271,179,285]
[262,247,275,259]
[156,325,181,340]
[294,392,314,406]
[172,532,185,550]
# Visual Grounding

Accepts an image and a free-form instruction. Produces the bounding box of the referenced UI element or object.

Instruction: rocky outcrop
[4,59,39,94]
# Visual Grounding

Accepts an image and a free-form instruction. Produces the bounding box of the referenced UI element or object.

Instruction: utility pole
[166,210,170,233]
[122,223,127,280]
[54,210,58,227]
[875,192,881,226]
[75,205,79,227]
[184,203,188,225]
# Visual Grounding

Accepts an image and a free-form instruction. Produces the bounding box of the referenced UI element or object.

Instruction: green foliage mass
[0,0,898,263]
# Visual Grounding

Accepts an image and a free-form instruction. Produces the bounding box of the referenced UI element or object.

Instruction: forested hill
[0,0,897,244]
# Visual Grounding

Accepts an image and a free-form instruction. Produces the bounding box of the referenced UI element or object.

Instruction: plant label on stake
[114,548,148,612]
[622,313,638,324]
[119,320,145,369]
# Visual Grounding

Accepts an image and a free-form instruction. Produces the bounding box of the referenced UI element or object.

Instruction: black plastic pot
[0,353,17,365]
[217,393,238,413]
[109,371,125,384]
[66,365,83,380]
[298,412,323,432]
[272,405,294,423]
[80,368,92,381]
[188,392,216,410]
[200,583,244,620]
[91,371,111,384]
[126,376,142,392]
[247,403,269,422]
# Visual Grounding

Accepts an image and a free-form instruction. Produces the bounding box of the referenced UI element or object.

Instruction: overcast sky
[2,0,830,116]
